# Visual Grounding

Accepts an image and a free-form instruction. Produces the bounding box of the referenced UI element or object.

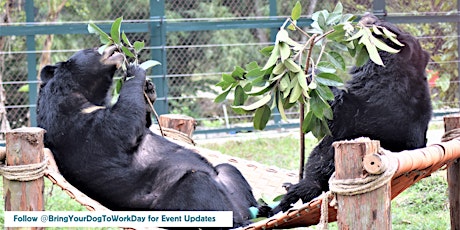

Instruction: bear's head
[40,46,124,105]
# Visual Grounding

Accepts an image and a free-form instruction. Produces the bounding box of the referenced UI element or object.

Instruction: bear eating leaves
[263,14,433,216]
[36,45,258,227]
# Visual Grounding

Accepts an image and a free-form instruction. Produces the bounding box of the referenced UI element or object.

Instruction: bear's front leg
[108,65,148,143]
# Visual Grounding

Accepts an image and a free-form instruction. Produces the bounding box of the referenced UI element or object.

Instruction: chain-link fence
[0,0,459,140]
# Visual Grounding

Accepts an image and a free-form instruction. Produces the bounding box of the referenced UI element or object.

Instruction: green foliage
[88,17,160,70]
[88,18,160,102]
[215,1,404,140]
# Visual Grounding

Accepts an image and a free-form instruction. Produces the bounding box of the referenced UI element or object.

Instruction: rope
[317,148,397,229]
[442,128,460,142]
[328,148,397,196]
[0,156,48,181]
[318,192,333,230]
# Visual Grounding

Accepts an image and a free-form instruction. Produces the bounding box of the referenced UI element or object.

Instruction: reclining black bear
[265,14,432,215]
[36,46,258,227]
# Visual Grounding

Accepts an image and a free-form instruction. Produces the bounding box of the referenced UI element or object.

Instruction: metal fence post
[373,0,387,19]
[25,0,38,127]
[150,0,168,115]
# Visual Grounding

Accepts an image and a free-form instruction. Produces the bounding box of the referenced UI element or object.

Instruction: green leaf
[279,76,290,92]
[262,43,280,70]
[17,84,29,93]
[354,44,369,66]
[327,51,346,71]
[317,61,336,73]
[114,78,123,94]
[279,42,291,62]
[359,31,384,66]
[214,89,231,103]
[111,17,123,44]
[316,84,335,101]
[302,111,315,133]
[260,46,274,56]
[291,1,302,21]
[346,28,365,41]
[254,105,271,130]
[246,61,259,71]
[382,27,404,47]
[370,34,400,54]
[317,11,327,30]
[233,94,272,111]
[232,66,246,80]
[326,12,342,25]
[216,80,233,91]
[133,41,145,53]
[310,91,327,119]
[222,73,236,83]
[316,73,343,87]
[287,21,297,31]
[297,71,309,91]
[284,59,301,73]
[246,83,273,96]
[372,25,383,35]
[121,31,132,47]
[139,60,161,70]
[121,46,135,58]
[233,85,247,106]
[272,63,285,75]
[276,29,289,43]
[88,23,111,44]
[246,67,265,80]
[277,91,288,121]
[270,73,285,82]
[333,2,343,14]
[97,44,111,55]
[327,24,346,42]
[289,83,302,103]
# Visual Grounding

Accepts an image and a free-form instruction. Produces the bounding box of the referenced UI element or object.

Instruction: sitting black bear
[37,45,257,227]
[266,14,432,215]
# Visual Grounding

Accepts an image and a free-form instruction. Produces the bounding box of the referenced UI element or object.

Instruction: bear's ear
[40,65,57,84]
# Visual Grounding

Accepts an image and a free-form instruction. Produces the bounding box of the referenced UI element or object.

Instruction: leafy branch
[88,17,161,71]
[214,2,403,179]
[88,17,165,135]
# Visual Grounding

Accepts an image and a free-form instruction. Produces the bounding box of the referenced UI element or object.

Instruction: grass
[0,126,451,229]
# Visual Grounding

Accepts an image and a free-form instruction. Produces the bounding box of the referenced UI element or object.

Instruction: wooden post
[333,138,391,230]
[444,114,460,230]
[4,127,45,230]
[159,114,196,137]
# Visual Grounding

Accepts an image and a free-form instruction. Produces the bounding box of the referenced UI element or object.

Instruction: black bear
[36,45,258,227]
[266,14,432,215]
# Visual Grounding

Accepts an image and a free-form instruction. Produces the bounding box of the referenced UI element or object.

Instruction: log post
[333,138,391,230]
[444,114,460,230]
[4,127,45,230]
[159,114,196,137]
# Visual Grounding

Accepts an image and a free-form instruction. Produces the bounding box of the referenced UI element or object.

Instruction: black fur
[265,15,432,215]
[36,47,257,227]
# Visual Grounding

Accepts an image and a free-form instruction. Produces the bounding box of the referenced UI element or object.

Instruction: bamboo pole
[4,127,46,230]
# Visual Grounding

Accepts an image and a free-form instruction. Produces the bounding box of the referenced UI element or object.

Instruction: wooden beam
[4,127,46,230]
[444,114,460,230]
[333,138,391,230]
